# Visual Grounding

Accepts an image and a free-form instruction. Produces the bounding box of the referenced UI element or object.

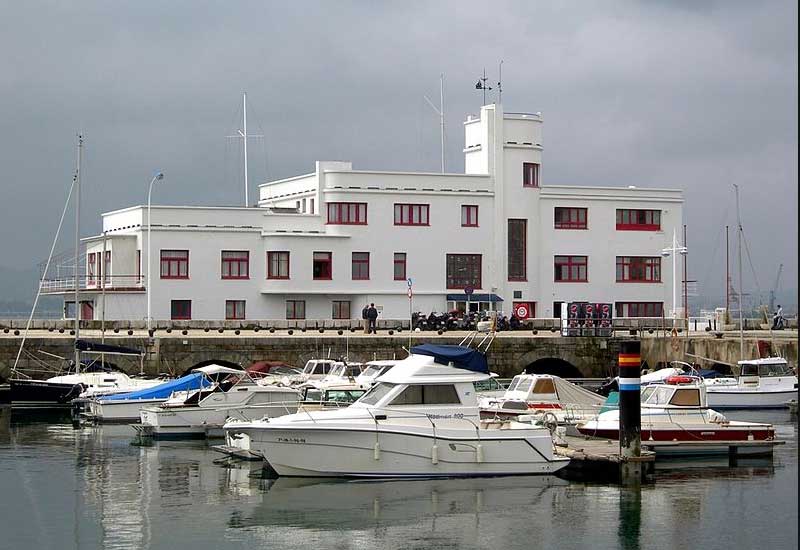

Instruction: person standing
[362,303,370,334]
[367,303,379,334]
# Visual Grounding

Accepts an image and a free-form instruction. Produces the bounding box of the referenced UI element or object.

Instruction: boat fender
[476,444,484,463]
[373,441,380,460]
[707,409,728,424]
[431,444,439,464]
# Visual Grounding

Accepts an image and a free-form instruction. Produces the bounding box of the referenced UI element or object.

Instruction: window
[532,379,557,394]
[87,253,96,285]
[508,219,527,281]
[313,252,332,280]
[554,207,587,229]
[327,202,367,225]
[309,198,315,214]
[461,205,478,227]
[267,251,290,280]
[394,203,430,226]
[332,300,351,319]
[554,255,588,282]
[136,250,141,284]
[351,252,370,280]
[225,300,246,320]
[160,250,189,279]
[358,382,397,406]
[391,384,461,405]
[221,250,249,279]
[523,162,540,188]
[170,300,191,320]
[103,251,111,284]
[616,256,661,282]
[286,300,306,319]
[615,302,663,318]
[670,389,701,407]
[616,209,661,231]
[393,253,407,281]
[446,254,482,289]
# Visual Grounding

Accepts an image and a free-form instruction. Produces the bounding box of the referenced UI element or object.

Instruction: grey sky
[0,0,796,305]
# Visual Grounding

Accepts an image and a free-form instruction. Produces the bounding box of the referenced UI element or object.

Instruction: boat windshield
[474,378,502,392]
[357,382,397,406]
[507,376,523,391]
[532,379,556,395]
[642,386,673,406]
[743,361,794,377]
[514,378,534,395]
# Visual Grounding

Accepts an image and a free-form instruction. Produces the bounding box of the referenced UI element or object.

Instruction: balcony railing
[40,275,145,294]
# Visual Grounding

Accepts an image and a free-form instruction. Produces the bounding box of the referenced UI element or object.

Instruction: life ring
[665,375,694,385]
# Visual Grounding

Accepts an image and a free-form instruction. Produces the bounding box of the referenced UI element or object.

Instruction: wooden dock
[554,434,655,484]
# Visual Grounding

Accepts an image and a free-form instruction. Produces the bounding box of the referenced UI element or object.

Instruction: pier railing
[39,275,145,294]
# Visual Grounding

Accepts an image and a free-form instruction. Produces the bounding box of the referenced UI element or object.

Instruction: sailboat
[700,185,798,409]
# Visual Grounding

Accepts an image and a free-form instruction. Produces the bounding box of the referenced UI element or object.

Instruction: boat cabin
[300,359,339,381]
[354,360,398,387]
[301,384,367,408]
[641,379,706,408]
[738,358,794,378]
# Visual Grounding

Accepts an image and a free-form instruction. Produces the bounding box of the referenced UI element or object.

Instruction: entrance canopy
[445,293,503,303]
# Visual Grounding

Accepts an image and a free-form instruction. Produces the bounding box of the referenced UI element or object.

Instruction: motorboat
[77,371,214,423]
[354,360,398,388]
[577,376,779,456]
[222,344,569,478]
[479,374,605,424]
[296,359,339,383]
[316,362,364,386]
[702,357,797,409]
[298,382,368,411]
[137,365,300,439]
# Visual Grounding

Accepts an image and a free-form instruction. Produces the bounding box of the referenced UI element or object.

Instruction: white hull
[87,398,167,422]
[704,388,797,409]
[226,422,568,478]
[140,403,294,439]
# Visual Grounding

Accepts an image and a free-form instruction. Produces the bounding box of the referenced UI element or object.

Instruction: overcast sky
[1,0,796,304]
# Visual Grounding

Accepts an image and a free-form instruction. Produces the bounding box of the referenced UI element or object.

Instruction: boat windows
[532,379,556,394]
[358,382,397,405]
[740,364,759,377]
[644,386,673,406]
[304,388,323,402]
[324,389,366,404]
[513,378,533,395]
[474,378,502,392]
[670,389,701,407]
[756,361,792,377]
[391,384,461,406]
[640,386,656,402]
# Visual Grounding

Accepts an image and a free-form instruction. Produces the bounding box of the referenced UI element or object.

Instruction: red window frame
[461,205,479,227]
[446,254,482,289]
[267,251,290,280]
[87,252,96,286]
[225,300,246,320]
[394,203,430,226]
[103,251,111,284]
[615,302,664,318]
[170,299,191,320]
[327,202,367,225]
[221,250,249,280]
[616,209,661,231]
[508,219,527,282]
[393,252,407,281]
[554,207,588,229]
[332,300,351,320]
[160,250,189,279]
[286,300,306,320]
[351,252,370,280]
[554,255,588,282]
[616,256,661,282]
[313,252,332,280]
[523,162,540,188]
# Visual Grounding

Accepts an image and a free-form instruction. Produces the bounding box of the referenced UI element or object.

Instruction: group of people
[361,303,379,334]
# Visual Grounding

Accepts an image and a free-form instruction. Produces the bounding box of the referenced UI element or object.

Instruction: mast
[243,92,248,206]
[734,184,744,359]
[439,74,445,173]
[725,225,729,317]
[74,134,83,371]
[683,224,688,327]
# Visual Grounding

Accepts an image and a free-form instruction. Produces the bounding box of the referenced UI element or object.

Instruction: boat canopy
[98,372,210,401]
[193,365,245,376]
[75,339,143,356]
[410,344,489,374]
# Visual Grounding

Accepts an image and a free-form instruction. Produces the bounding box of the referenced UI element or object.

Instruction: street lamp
[661,228,688,327]
[147,171,164,332]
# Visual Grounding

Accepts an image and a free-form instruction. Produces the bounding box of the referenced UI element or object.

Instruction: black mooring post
[618,340,642,484]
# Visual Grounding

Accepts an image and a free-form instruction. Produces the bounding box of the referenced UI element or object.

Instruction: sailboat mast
[725,225,729,316]
[243,92,249,206]
[74,134,83,371]
[734,184,744,359]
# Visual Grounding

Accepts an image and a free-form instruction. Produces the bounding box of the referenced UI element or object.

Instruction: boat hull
[140,403,295,439]
[704,388,798,409]
[9,379,83,408]
[225,423,568,478]
[83,398,167,423]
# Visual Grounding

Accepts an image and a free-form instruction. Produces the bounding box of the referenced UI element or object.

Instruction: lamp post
[147,172,164,332]
[661,228,688,328]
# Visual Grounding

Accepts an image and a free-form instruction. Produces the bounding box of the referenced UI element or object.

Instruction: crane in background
[769,263,783,314]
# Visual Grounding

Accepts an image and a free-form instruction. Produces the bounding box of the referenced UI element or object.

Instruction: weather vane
[475,68,492,105]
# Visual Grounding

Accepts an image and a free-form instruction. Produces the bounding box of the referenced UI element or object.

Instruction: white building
[44,104,683,323]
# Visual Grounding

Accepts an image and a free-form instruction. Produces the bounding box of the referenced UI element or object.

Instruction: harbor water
[0,409,796,550]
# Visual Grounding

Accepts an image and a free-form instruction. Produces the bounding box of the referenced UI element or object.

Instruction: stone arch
[524,357,583,378]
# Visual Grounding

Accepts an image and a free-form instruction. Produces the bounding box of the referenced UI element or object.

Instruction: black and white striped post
[618,340,642,485]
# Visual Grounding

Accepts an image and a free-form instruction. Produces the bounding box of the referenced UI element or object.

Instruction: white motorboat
[137,365,300,439]
[479,374,605,424]
[354,360,399,388]
[577,376,779,456]
[222,344,569,478]
[703,357,797,409]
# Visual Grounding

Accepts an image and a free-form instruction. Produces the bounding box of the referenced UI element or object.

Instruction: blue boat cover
[697,369,721,379]
[99,372,210,401]
[410,344,489,374]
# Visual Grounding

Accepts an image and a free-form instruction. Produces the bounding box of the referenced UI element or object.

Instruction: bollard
[618,341,642,485]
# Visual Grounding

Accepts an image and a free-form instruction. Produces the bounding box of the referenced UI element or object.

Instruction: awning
[445,293,503,303]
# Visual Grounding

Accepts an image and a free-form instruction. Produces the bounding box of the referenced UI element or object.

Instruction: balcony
[40,275,145,295]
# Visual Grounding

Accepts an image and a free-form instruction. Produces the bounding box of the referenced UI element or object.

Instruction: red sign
[513,301,534,320]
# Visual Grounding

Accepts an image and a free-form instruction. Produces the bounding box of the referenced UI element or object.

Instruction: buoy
[476,444,484,463]
[318,328,324,333]
[218,328,224,333]
[182,329,188,335]
[373,441,380,460]
[431,444,439,464]
[337,329,343,335]
[269,328,275,334]
[127,330,133,335]
[235,329,240,335]
[287,329,294,335]
[388,330,394,335]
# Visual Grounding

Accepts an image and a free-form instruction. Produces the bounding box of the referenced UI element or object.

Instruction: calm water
[0,409,796,550]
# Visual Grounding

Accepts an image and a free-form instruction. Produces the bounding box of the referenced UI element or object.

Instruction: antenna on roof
[475,68,492,106]
[226,92,263,207]
[497,60,503,104]
[423,73,446,173]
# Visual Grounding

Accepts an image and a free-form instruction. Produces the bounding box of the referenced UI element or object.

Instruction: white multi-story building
[44,104,683,322]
